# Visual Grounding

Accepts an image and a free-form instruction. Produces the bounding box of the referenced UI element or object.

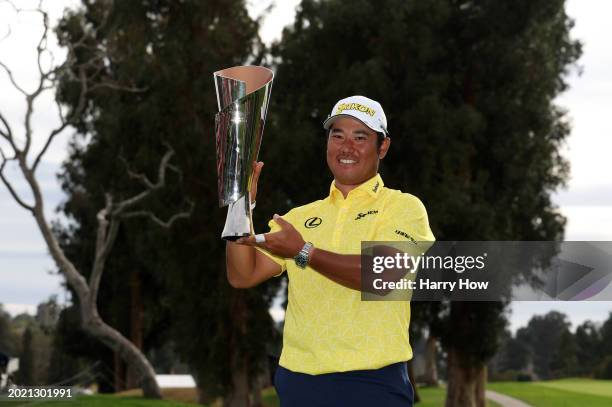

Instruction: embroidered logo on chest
[304,217,323,228]
[355,210,378,221]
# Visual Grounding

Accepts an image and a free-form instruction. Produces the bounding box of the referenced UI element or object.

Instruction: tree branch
[0,112,15,144]
[35,7,50,80]
[0,149,34,212]
[120,157,155,189]
[90,194,120,300]
[22,6,54,155]
[32,65,88,172]
[0,60,28,96]
[0,25,10,43]
[89,146,191,295]
[32,121,70,172]
[112,148,175,216]
[89,82,148,93]
[122,199,195,229]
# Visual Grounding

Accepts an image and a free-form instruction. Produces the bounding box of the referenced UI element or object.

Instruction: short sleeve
[255,212,291,275]
[374,193,435,254]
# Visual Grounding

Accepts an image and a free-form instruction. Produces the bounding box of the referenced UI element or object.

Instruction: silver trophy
[214,65,274,240]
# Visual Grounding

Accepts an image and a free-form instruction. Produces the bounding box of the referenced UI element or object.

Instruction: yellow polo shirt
[258,174,435,374]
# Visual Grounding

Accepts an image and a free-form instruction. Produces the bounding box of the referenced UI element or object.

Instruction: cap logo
[336,102,376,117]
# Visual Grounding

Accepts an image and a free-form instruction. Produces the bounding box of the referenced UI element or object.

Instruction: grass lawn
[263,385,502,407]
[417,387,501,407]
[488,379,612,407]
[0,385,508,406]
[0,394,195,407]
[535,378,612,397]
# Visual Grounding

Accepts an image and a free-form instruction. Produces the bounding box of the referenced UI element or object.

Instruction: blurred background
[1,0,611,406]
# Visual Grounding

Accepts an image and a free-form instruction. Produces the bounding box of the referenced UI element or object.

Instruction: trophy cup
[214,66,274,240]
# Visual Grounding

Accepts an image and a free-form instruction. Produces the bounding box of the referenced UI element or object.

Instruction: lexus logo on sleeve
[304,217,323,228]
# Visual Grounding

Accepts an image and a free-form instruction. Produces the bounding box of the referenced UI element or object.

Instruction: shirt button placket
[332,203,349,250]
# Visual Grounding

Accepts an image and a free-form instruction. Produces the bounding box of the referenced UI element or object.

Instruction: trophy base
[221,196,254,241]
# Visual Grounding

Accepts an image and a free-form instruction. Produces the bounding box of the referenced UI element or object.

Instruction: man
[226,95,435,406]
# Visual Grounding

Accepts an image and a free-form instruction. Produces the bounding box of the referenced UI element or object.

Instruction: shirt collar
[329,173,384,201]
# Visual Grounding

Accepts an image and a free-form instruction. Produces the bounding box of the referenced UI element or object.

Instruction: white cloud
[2,302,37,316]
[247,0,300,45]
[0,252,65,303]
[561,206,612,241]
[555,0,612,190]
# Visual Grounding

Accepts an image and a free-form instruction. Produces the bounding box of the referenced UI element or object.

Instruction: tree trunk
[223,350,250,407]
[83,312,161,398]
[407,360,420,403]
[224,290,250,407]
[445,348,486,407]
[31,201,162,399]
[114,351,125,392]
[424,334,439,386]
[193,373,215,405]
[127,269,144,389]
[474,365,487,407]
[251,359,270,406]
[251,385,265,407]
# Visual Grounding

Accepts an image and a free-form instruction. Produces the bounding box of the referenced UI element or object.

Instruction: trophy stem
[221,194,252,241]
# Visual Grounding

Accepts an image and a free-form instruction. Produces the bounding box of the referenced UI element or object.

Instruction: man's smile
[338,156,359,166]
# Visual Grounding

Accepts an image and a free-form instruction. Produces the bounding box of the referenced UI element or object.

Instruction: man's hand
[237,214,306,258]
[250,161,264,204]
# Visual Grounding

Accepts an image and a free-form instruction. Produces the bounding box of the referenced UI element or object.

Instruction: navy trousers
[274,362,414,407]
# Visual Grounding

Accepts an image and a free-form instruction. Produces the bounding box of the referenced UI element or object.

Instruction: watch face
[295,242,312,269]
[295,255,307,268]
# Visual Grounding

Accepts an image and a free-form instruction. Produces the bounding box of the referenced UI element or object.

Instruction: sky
[1,0,611,333]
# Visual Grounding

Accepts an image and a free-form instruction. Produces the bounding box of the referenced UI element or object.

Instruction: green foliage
[17,326,34,385]
[506,311,576,379]
[0,307,59,386]
[574,320,602,376]
[46,307,100,388]
[495,313,612,380]
[498,331,530,373]
[12,322,54,386]
[600,311,612,356]
[595,356,612,380]
[549,329,577,378]
[489,369,532,382]
[0,306,18,356]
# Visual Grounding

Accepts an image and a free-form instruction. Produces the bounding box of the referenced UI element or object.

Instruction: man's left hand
[237,214,306,258]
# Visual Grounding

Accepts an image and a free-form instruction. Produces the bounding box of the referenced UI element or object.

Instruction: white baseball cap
[323,95,389,136]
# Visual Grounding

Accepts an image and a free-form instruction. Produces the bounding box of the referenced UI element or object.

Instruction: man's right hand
[250,161,264,204]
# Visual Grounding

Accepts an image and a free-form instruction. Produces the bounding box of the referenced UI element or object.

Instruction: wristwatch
[294,242,314,269]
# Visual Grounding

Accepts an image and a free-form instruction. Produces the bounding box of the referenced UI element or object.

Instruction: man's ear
[378,137,391,159]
